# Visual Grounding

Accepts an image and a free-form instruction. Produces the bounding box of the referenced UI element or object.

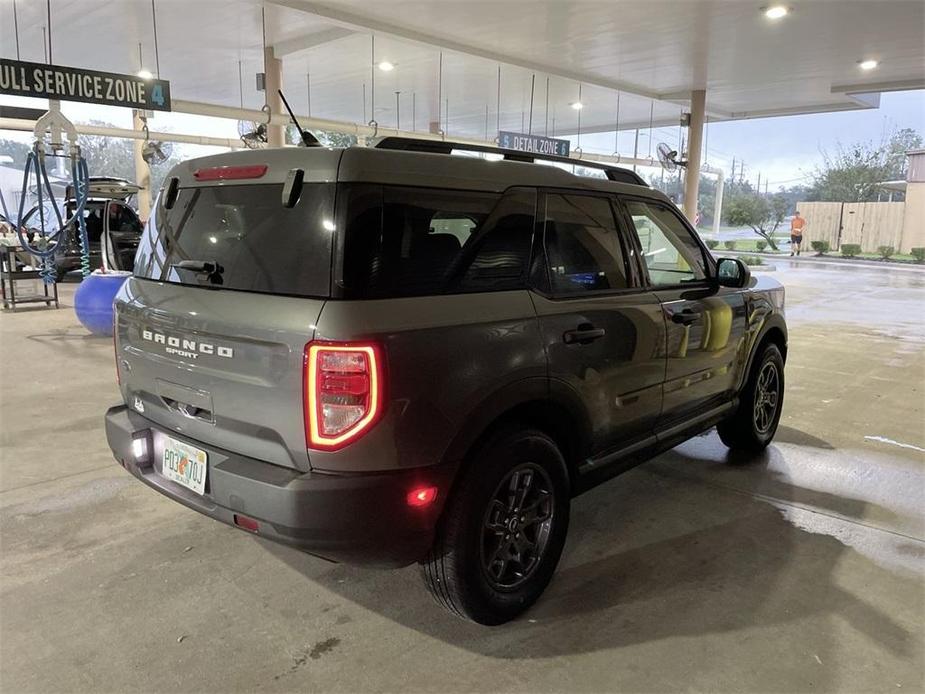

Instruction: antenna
[278,89,320,147]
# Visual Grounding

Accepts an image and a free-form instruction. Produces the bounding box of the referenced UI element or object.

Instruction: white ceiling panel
[1,0,922,141]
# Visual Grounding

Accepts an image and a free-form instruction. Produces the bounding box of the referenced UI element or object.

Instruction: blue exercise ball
[74,271,131,336]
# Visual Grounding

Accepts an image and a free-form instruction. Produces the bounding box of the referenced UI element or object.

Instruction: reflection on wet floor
[771,258,925,340]
[658,433,925,574]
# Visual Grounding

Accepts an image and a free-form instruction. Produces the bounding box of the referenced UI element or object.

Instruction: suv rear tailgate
[116,278,322,471]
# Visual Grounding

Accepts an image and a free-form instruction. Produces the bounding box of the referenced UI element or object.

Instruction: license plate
[160,435,208,496]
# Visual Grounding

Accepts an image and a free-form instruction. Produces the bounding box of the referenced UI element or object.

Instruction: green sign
[0,58,171,111]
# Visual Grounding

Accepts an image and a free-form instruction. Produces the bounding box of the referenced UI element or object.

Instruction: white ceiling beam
[273,27,356,57]
[728,101,878,120]
[266,0,662,101]
[830,78,925,95]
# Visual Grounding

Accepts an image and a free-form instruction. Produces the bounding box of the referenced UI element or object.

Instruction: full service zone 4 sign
[0,59,171,111]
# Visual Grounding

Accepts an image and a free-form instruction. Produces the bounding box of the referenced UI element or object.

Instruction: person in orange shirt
[790,211,806,256]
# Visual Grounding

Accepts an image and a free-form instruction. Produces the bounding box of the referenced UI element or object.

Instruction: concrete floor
[1,259,923,693]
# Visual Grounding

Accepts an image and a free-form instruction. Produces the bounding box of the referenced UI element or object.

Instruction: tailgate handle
[162,397,213,423]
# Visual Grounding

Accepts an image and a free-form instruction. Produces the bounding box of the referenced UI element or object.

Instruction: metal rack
[371,136,649,186]
[0,243,59,311]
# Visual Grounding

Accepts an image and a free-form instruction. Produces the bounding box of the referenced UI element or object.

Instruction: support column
[132,110,152,222]
[683,89,706,222]
[264,47,285,147]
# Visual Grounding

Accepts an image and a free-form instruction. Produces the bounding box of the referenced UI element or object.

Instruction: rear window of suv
[135,183,335,298]
[337,184,536,298]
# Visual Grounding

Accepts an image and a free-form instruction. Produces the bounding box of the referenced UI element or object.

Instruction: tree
[807,127,923,202]
[316,130,358,148]
[646,170,716,227]
[0,139,31,167]
[287,126,357,148]
[77,121,181,196]
[724,191,787,250]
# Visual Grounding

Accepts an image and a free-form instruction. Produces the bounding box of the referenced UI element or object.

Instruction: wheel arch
[441,380,591,491]
[739,314,788,391]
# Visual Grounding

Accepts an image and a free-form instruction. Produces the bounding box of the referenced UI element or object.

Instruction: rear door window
[540,192,630,294]
[338,185,535,298]
[135,183,334,298]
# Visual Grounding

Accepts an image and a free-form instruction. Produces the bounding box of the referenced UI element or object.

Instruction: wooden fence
[796,201,907,252]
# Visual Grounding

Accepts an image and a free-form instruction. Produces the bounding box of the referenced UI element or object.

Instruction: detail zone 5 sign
[0,59,171,111]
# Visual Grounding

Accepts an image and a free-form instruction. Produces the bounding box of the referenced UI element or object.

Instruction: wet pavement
[1,263,923,693]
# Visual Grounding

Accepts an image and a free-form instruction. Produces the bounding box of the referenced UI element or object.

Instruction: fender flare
[440,376,592,472]
[738,311,788,390]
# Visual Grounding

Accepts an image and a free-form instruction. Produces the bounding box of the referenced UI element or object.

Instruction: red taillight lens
[304,342,383,450]
[193,164,268,181]
[233,514,259,532]
[407,486,438,508]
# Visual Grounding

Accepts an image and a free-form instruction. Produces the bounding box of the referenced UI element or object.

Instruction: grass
[856,252,917,262]
[714,238,786,252]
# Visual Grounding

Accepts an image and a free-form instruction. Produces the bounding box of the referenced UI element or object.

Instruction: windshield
[134,183,335,298]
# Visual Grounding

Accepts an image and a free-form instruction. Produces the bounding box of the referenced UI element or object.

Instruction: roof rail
[371,136,649,187]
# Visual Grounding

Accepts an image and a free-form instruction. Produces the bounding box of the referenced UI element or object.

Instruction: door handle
[563,324,606,345]
[669,308,702,325]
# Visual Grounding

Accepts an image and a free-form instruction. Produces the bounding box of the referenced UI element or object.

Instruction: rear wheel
[717,342,785,452]
[422,428,570,625]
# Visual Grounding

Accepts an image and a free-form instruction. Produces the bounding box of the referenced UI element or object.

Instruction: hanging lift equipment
[6,101,92,285]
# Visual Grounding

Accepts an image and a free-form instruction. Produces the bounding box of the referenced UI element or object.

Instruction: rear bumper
[105,405,457,567]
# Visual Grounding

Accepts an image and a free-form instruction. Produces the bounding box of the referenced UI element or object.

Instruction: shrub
[911,247,925,262]
[810,240,830,255]
[705,239,719,250]
[741,256,764,266]
[723,240,737,251]
[756,240,768,252]
[840,243,861,258]
[877,245,895,259]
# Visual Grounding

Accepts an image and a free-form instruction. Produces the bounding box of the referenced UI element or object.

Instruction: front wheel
[421,428,570,625]
[717,342,785,452]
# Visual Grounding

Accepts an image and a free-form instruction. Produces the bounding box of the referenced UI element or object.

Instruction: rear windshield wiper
[172,259,225,285]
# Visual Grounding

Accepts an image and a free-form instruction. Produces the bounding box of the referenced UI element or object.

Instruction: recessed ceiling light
[763,5,789,19]
[570,101,584,110]
[377,61,395,72]
[136,69,154,80]
[859,59,879,71]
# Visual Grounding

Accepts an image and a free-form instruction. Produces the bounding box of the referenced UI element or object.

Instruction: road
[1,260,922,692]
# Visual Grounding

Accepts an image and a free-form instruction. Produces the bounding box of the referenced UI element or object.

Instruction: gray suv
[105,138,787,625]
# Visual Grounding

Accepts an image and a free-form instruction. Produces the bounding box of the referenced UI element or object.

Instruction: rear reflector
[407,486,438,508]
[304,341,383,450]
[233,514,260,532]
[193,165,268,181]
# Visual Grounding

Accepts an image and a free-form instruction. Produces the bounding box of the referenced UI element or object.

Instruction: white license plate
[160,435,208,496]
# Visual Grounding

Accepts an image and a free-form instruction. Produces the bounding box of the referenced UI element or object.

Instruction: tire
[422,428,570,625]
[717,342,785,452]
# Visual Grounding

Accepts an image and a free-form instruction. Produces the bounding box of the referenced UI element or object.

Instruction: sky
[573,90,925,191]
[2,89,924,192]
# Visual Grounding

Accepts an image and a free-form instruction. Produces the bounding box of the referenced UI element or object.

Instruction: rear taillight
[304,341,383,450]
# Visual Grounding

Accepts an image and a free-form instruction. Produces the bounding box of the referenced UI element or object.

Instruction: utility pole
[757,172,761,195]
[730,157,736,186]
[632,128,640,173]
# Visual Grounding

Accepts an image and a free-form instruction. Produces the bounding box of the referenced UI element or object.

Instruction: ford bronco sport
[105,137,786,625]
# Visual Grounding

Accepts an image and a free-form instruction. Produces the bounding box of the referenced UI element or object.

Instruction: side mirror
[716,257,751,289]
